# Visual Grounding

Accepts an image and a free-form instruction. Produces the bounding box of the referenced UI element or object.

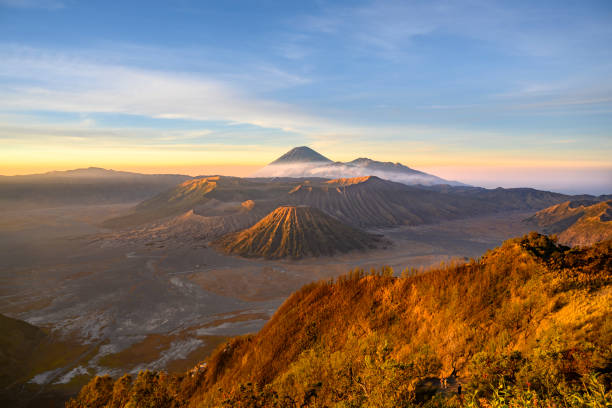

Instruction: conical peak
[269,146,332,164]
[214,204,384,259]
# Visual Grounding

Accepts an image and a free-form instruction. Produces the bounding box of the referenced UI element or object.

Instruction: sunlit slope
[213,205,386,259]
[102,176,293,228]
[528,200,612,246]
[192,234,611,403]
[69,234,611,406]
[104,174,574,232]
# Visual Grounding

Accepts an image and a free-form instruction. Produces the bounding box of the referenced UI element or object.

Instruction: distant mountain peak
[253,147,465,186]
[269,146,332,164]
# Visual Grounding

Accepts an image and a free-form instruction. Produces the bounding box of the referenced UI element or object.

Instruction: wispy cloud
[0,45,323,133]
[298,0,612,60]
[0,0,64,9]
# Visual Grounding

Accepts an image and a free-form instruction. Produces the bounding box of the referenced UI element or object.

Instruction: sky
[0,0,611,194]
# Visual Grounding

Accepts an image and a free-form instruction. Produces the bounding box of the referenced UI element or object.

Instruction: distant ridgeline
[0,168,190,208]
[68,233,611,407]
[252,146,463,186]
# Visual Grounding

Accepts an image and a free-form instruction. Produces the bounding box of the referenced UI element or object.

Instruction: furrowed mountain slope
[68,234,611,407]
[284,176,569,228]
[102,176,293,228]
[99,206,268,247]
[213,206,386,259]
[528,200,612,246]
[101,175,575,238]
[284,176,471,227]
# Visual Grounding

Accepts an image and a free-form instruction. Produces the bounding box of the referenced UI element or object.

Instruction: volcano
[213,205,386,259]
[269,146,332,164]
[253,146,463,186]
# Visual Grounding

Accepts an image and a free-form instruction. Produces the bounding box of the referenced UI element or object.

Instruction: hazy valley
[1,147,610,407]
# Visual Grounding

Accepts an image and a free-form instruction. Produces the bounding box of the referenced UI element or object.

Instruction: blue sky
[0,0,611,193]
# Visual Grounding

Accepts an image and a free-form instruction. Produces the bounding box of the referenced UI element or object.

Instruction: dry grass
[67,233,612,407]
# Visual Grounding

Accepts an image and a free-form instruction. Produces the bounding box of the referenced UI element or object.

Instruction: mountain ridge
[528,199,612,246]
[102,175,576,232]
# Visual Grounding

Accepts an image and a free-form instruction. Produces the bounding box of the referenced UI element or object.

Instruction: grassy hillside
[0,313,47,388]
[67,233,611,407]
[0,314,94,407]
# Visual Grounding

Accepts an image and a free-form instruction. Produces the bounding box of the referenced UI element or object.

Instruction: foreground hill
[0,313,47,390]
[69,234,611,407]
[213,206,386,259]
[528,200,612,246]
[0,314,92,407]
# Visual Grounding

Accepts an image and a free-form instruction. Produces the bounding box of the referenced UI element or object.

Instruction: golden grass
[67,234,612,407]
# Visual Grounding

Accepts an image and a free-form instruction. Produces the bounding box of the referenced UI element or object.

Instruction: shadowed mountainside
[527,200,612,246]
[0,314,92,408]
[0,168,190,209]
[286,176,491,228]
[67,234,611,407]
[0,313,46,390]
[213,206,387,259]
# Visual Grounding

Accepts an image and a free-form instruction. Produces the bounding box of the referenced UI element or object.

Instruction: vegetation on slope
[213,205,386,259]
[528,200,612,246]
[0,314,94,407]
[0,313,47,388]
[68,233,611,407]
